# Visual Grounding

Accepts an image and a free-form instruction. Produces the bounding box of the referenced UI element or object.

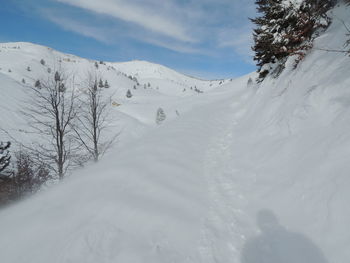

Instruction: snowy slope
[0,42,227,145]
[0,3,350,263]
[113,60,230,95]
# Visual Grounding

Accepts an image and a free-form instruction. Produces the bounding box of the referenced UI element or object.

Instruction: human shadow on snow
[241,209,328,263]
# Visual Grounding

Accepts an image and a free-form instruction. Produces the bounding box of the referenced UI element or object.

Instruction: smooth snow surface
[0,4,350,263]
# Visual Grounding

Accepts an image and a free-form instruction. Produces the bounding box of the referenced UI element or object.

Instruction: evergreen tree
[34,80,41,88]
[251,0,272,66]
[98,79,104,88]
[251,0,334,81]
[126,89,133,98]
[54,71,61,82]
[104,80,110,89]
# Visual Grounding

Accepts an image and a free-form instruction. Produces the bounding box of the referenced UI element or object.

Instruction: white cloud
[45,0,256,58]
[55,0,196,43]
[217,27,254,63]
[141,37,214,56]
[47,15,112,44]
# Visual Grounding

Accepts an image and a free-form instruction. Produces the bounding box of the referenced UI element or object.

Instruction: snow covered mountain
[0,3,350,263]
[0,41,229,145]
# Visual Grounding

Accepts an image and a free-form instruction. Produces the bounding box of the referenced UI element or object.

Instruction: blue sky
[0,0,257,79]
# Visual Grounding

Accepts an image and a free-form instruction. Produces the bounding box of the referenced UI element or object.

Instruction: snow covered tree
[126,89,133,98]
[104,80,110,89]
[34,80,41,88]
[247,77,254,87]
[156,108,166,125]
[251,0,282,79]
[251,0,335,80]
[0,142,11,175]
[98,79,104,88]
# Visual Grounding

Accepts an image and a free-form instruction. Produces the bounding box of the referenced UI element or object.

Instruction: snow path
[199,87,256,262]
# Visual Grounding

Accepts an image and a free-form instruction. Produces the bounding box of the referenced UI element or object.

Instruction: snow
[0,3,350,263]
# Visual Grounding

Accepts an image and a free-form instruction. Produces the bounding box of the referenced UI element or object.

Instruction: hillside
[0,42,228,144]
[0,3,350,263]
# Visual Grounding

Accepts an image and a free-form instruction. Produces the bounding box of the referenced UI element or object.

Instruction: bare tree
[13,150,50,196]
[72,73,116,162]
[0,149,50,207]
[23,70,77,180]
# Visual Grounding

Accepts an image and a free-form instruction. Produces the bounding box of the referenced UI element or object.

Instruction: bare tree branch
[23,69,78,179]
[72,72,118,162]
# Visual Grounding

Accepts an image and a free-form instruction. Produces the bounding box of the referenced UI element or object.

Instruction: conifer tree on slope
[251,0,288,79]
[252,0,334,81]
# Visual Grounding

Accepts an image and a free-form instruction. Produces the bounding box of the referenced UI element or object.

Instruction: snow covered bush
[156,108,166,125]
[126,89,133,98]
[247,77,253,87]
[34,80,41,88]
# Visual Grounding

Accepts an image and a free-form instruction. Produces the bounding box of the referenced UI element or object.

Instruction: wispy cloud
[47,0,256,56]
[55,0,196,43]
[2,0,258,78]
[141,37,214,55]
[217,26,254,63]
[47,15,112,44]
